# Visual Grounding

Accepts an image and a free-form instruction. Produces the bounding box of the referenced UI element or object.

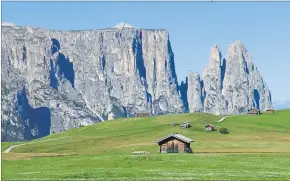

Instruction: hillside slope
[2,110,290,181]
[5,109,290,155]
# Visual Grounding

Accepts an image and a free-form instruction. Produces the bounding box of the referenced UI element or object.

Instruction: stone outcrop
[185,41,272,115]
[221,41,272,114]
[187,72,203,112]
[1,23,184,141]
[202,45,226,115]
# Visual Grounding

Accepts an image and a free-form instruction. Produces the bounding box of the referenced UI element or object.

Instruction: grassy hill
[2,109,290,180]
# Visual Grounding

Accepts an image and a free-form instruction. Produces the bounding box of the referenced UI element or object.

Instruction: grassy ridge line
[8,113,221,154]
[5,110,290,155]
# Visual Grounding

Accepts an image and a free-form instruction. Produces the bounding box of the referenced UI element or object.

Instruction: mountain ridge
[1,24,272,141]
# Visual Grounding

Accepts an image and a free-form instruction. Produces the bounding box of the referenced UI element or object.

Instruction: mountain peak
[230,40,246,50]
[2,22,16,27]
[113,22,139,29]
[209,44,222,65]
[228,40,248,55]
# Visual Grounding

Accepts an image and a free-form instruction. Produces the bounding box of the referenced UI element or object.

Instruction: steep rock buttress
[1,24,184,141]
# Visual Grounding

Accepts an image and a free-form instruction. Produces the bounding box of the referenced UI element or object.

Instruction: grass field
[2,110,290,180]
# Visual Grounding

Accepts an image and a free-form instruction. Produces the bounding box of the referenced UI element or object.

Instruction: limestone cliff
[1,23,184,141]
[185,41,272,115]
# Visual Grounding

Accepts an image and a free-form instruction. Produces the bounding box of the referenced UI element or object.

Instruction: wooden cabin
[265,109,275,114]
[136,112,149,117]
[205,124,216,132]
[180,122,191,129]
[155,133,194,153]
[248,108,260,116]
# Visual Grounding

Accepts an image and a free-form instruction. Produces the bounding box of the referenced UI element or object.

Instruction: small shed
[205,124,216,131]
[136,112,149,117]
[265,109,275,114]
[180,122,191,129]
[248,108,260,116]
[132,151,151,155]
[155,133,194,153]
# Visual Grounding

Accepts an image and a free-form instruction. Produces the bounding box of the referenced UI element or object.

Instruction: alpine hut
[265,109,275,114]
[155,133,194,153]
[205,124,216,132]
[248,108,260,116]
[180,122,191,129]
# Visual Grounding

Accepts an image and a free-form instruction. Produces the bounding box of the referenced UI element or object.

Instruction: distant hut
[248,108,260,116]
[180,122,191,129]
[136,112,149,117]
[265,109,275,114]
[132,151,151,155]
[155,133,194,153]
[205,124,216,132]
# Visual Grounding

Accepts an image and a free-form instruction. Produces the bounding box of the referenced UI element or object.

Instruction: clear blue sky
[2,2,290,102]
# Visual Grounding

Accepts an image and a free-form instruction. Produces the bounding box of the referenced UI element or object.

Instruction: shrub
[219,127,229,134]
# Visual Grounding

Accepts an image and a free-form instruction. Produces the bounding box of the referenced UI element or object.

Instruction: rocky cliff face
[1,23,272,141]
[1,23,184,141]
[221,41,272,114]
[184,41,272,115]
[187,72,203,112]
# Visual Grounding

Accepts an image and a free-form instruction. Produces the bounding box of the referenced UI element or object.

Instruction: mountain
[181,42,272,115]
[1,23,185,141]
[1,22,272,141]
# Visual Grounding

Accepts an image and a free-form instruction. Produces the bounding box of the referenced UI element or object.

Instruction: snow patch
[2,22,16,26]
[113,22,139,29]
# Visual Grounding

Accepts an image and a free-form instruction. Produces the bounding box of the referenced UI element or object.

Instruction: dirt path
[216,114,243,123]
[3,137,66,153]
[216,116,232,123]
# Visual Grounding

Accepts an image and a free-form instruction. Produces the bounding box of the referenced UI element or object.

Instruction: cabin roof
[180,122,191,125]
[248,108,260,113]
[156,133,194,144]
[249,108,260,111]
[205,124,215,128]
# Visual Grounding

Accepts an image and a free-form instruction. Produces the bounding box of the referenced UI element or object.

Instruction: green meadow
[2,109,290,180]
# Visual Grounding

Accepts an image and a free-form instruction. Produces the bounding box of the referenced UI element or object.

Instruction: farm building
[155,133,194,153]
[248,108,260,116]
[205,124,216,131]
[180,122,191,129]
[265,109,275,114]
[136,112,149,117]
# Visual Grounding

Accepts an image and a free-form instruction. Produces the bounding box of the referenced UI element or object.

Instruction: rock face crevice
[1,24,272,141]
[1,86,52,141]
[179,78,188,112]
[50,38,75,89]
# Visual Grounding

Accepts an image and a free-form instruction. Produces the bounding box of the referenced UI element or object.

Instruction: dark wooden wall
[160,138,187,153]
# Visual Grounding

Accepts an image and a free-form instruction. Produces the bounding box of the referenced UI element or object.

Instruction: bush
[219,127,229,134]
